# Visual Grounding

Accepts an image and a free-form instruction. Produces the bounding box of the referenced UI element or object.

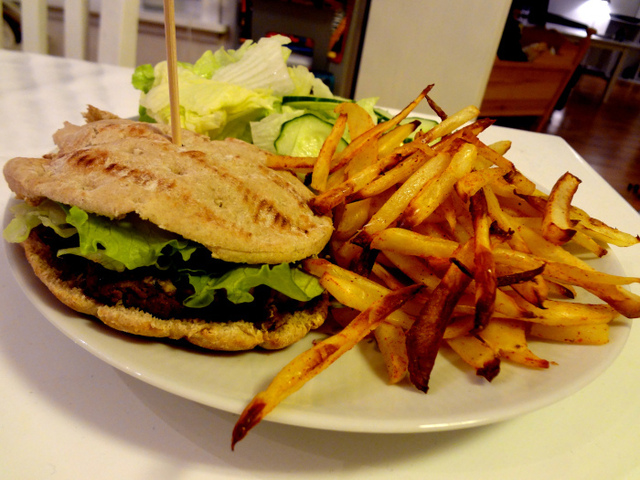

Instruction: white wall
[549,0,640,34]
[353,0,511,115]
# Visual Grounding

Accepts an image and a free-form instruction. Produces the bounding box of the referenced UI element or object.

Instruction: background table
[1,49,639,480]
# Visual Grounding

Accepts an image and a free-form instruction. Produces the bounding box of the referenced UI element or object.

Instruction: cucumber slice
[403,117,439,141]
[275,114,348,157]
[282,96,348,123]
[282,95,347,106]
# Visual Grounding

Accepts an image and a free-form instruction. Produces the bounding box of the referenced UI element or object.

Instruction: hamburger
[3,106,333,350]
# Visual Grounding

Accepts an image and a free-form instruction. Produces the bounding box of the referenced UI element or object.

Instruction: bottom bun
[20,231,328,351]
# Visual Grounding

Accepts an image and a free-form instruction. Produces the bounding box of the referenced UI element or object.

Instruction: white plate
[2,126,634,434]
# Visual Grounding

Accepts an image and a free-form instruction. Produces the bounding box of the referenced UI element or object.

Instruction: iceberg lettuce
[133,35,334,142]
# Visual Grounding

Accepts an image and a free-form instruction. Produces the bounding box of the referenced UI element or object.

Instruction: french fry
[430,117,494,149]
[446,334,501,381]
[455,165,510,203]
[529,323,610,345]
[352,151,451,245]
[572,207,640,247]
[470,189,497,331]
[570,230,608,257]
[333,198,372,241]
[371,262,407,290]
[407,240,475,392]
[304,258,416,329]
[416,105,480,144]
[336,102,375,137]
[330,86,433,174]
[374,322,409,384]
[353,146,434,200]
[487,140,512,156]
[511,297,619,326]
[337,103,378,177]
[462,134,535,195]
[264,153,315,172]
[370,227,458,259]
[382,250,442,290]
[530,193,640,247]
[478,318,550,368]
[443,315,475,339]
[541,172,581,245]
[402,141,477,228]
[377,121,421,157]
[311,113,348,192]
[309,150,408,215]
[515,221,640,317]
[231,283,423,449]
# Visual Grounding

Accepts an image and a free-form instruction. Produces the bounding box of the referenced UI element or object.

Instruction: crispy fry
[478,318,550,368]
[407,240,474,392]
[338,103,378,177]
[446,334,501,381]
[330,86,433,174]
[470,189,497,331]
[541,172,581,245]
[264,153,315,172]
[375,322,409,384]
[529,323,610,345]
[371,227,458,259]
[455,165,510,203]
[353,146,434,200]
[443,315,475,339]
[333,199,372,241]
[231,284,423,449]
[311,113,348,192]
[571,207,640,247]
[512,297,619,326]
[377,121,420,157]
[353,152,451,245]
[416,105,480,144]
[403,141,477,228]
[462,134,536,195]
[304,258,416,329]
[487,140,512,156]
[309,150,407,215]
[382,250,441,290]
[515,222,640,317]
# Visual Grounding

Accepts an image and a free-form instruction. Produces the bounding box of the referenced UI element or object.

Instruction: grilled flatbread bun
[3,107,332,350]
[4,107,333,264]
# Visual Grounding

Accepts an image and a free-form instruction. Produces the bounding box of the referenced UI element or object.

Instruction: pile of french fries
[231,86,640,448]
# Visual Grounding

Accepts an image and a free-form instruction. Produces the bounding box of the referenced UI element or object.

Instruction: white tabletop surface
[1,49,640,480]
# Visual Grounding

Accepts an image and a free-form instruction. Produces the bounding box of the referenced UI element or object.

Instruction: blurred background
[2,0,639,209]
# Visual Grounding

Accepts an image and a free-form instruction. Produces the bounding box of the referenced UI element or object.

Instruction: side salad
[132,35,436,157]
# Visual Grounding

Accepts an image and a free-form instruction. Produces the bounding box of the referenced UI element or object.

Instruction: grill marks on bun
[4,109,333,264]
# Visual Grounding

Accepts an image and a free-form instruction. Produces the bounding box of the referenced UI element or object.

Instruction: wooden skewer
[163,0,182,146]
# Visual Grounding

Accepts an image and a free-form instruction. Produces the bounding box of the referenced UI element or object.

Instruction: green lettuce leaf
[185,263,324,306]
[131,63,155,94]
[60,206,196,272]
[4,201,323,306]
[3,200,76,243]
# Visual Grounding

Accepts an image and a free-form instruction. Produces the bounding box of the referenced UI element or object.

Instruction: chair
[480,25,594,132]
[19,0,140,67]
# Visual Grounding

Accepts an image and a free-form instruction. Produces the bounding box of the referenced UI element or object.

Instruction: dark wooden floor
[498,74,640,211]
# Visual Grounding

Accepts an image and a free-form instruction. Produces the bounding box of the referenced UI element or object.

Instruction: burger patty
[32,225,310,330]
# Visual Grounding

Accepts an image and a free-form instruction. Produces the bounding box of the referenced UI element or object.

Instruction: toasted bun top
[3,107,333,264]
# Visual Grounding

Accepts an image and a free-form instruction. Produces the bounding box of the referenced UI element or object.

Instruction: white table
[1,50,640,480]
